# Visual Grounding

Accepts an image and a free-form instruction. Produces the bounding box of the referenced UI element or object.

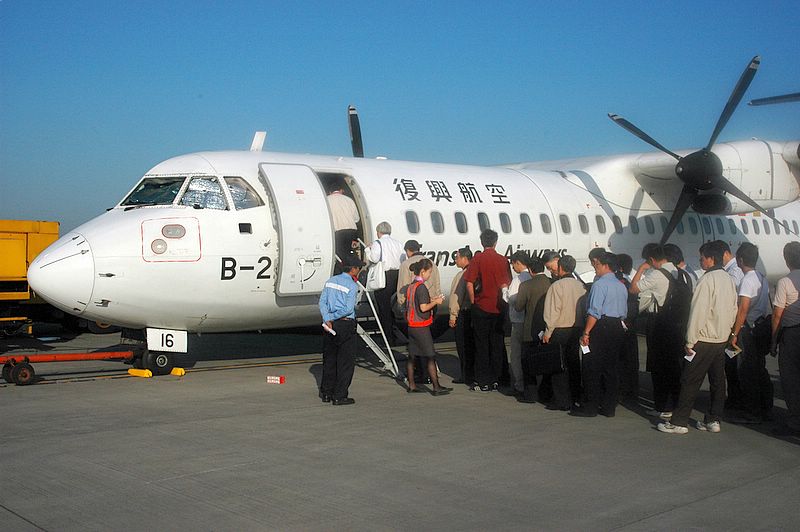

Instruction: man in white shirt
[364,221,405,346]
[719,240,745,411]
[630,243,681,419]
[327,184,360,262]
[729,243,773,424]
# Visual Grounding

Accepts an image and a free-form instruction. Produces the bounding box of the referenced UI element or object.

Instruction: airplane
[26,56,800,375]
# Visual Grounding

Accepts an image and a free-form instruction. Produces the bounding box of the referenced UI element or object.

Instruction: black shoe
[431,388,451,396]
[407,387,425,393]
[320,394,332,403]
[332,397,355,405]
[568,408,597,418]
[545,403,570,411]
[470,384,491,393]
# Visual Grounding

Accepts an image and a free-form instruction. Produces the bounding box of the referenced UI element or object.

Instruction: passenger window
[540,214,552,234]
[578,215,589,234]
[701,217,712,235]
[499,213,512,234]
[660,216,669,232]
[677,220,685,234]
[455,212,468,234]
[644,216,655,235]
[559,214,571,234]
[180,177,228,210]
[520,213,532,234]
[740,219,749,234]
[122,176,186,206]
[595,215,606,234]
[728,219,737,234]
[612,215,623,234]
[688,217,698,234]
[431,211,445,234]
[405,211,420,233]
[628,216,639,234]
[794,220,799,234]
[478,212,491,232]
[715,218,725,235]
[763,219,770,235]
[774,220,781,234]
[224,177,264,210]
[752,219,760,235]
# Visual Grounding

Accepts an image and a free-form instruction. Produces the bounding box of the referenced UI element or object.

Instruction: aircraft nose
[28,232,95,314]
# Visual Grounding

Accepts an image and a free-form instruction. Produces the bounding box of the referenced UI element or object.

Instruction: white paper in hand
[322,322,337,336]
[580,344,591,355]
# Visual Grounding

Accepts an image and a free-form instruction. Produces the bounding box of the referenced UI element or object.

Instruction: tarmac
[1,327,799,531]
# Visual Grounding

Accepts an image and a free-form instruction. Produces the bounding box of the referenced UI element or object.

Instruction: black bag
[655,268,692,335]
[523,341,565,375]
[751,314,772,355]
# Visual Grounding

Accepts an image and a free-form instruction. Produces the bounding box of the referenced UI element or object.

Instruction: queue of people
[317,222,800,438]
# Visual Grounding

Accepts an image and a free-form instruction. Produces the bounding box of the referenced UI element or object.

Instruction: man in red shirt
[464,229,512,392]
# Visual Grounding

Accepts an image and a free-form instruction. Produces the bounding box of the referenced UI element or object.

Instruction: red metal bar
[0,351,134,364]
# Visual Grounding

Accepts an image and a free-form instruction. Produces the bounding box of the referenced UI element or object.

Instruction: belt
[600,316,623,320]
[336,317,353,321]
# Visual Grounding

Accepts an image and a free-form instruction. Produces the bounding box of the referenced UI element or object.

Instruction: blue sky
[1,1,798,232]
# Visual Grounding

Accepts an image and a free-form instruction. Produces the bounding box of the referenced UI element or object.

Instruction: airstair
[354,281,400,378]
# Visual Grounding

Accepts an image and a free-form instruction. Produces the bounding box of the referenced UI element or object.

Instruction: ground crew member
[318,254,364,405]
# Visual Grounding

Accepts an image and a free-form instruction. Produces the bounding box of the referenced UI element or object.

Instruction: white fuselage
[28,141,800,333]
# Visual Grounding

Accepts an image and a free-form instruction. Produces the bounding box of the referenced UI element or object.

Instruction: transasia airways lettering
[419,246,568,267]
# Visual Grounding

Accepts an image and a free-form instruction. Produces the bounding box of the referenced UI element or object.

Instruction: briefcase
[523,342,566,375]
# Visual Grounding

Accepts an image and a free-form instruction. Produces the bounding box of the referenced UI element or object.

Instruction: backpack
[654,268,692,334]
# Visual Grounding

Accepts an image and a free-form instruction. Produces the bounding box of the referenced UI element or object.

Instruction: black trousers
[671,341,726,427]
[737,324,773,419]
[548,327,580,409]
[455,309,475,383]
[647,318,683,412]
[373,269,399,344]
[778,327,800,430]
[725,350,743,410]
[321,319,357,400]
[583,318,624,415]
[619,327,640,400]
[471,307,505,387]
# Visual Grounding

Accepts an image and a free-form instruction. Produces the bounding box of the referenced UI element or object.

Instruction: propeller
[348,105,364,158]
[609,55,790,244]
[749,92,800,106]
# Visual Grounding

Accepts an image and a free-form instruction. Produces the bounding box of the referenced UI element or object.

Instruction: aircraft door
[258,163,334,296]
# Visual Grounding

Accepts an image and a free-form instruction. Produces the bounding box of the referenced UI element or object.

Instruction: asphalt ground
[1,327,799,531]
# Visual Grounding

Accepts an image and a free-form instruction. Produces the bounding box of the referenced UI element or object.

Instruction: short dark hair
[404,239,421,252]
[699,241,725,266]
[663,243,685,265]
[715,240,732,255]
[784,242,800,270]
[641,243,665,262]
[595,251,617,269]
[616,253,633,274]
[735,242,759,269]
[510,250,530,265]
[409,258,433,275]
[558,255,576,274]
[589,247,606,261]
[457,246,473,261]
[542,251,560,264]
[480,229,498,248]
[529,257,545,274]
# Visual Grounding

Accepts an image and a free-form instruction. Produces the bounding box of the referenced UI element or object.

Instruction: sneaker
[697,420,721,433]
[470,384,491,393]
[657,422,689,434]
[645,409,672,419]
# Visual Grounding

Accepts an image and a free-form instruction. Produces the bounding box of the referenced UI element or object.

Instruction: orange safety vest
[406,281,433,328]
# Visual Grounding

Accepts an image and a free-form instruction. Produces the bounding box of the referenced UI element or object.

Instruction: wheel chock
[170,367,186,376]
[128,368,153,378]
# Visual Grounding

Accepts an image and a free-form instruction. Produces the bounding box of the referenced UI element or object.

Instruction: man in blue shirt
[573,252,628,417]
[319,255,364,405]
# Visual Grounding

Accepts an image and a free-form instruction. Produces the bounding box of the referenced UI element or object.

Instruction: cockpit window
[224,177,264,210]
[121,176,186,206]
[179,177,228,210]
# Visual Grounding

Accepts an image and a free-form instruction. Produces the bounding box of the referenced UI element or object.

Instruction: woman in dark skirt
[405,259,451,396]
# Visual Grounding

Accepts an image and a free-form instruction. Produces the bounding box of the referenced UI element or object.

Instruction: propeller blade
[712,175,795,233]
[348,105,364,158]
[705,55,760,150]
[749,92,800,106]
[608,114,681,160]
[660,185,698,245]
